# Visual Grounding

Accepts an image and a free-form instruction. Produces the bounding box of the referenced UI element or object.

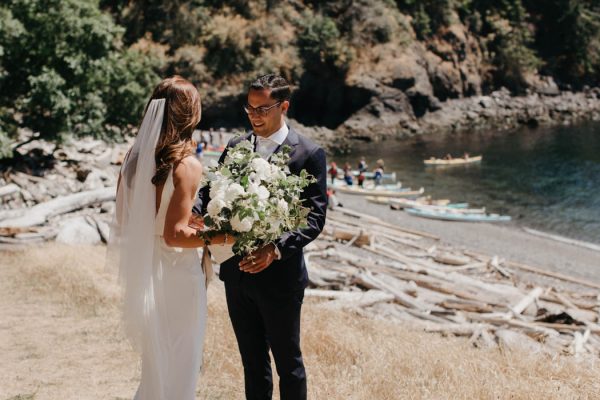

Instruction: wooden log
[540,292,599,311]
[371,245,526,302]
[322,226,371,247]
[570,329,591,356]
[330,208,440,240]
[510,287,544,315]
[436,262,488,273]
[353,271,431,311]
[0,187,116,228]
[307,264,347,286]
[305,289,363,299]
[467,312,599,334]
[329,246,522,307]
[433,252,471,266]
[326,213,421,241]
[377,232,432,252]
[0,183,20,198]
[439,300,494,313]
[488,255,513,279]
[0,208,27,222]
[0,228,57,244]
[464,250,600,290]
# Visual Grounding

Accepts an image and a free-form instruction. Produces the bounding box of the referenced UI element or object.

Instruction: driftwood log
[305,209,600,357]
[0,187,115,228]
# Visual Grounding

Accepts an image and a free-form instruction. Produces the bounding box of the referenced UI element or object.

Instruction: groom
[194,74,327,399]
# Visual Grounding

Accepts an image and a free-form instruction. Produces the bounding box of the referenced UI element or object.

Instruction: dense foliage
[1,0,599,157]
[0,0,161,157]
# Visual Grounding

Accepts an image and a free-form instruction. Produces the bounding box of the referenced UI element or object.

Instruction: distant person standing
[357,170,365,187]
[343,162,353,185]
[209,127,215,146]
[195,141,204,159]
[201,137,209,154]
[218,128,225,148]
[374,159,384,186]
[328,161,338,185]
[358,156,368,172]
[373,167,383,186]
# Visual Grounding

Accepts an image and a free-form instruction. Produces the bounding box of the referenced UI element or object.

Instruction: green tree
[525,0,600,87]
[103,0,210,49]
[296,13,354,77]
[396,0,455,38]
[0,0,160,157]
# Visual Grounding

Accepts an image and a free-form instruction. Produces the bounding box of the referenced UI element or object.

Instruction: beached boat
[412,204,486,214]
[388,198,463,209]
[405,207,510,222]
[369,197,453,206]
[332,181,402,191]
[424,155,482,166]
[337,170,397,181]
[389,199,482,214]
[334,185,425,198]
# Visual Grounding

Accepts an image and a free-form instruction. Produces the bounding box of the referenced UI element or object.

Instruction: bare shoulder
[173,156,203,187]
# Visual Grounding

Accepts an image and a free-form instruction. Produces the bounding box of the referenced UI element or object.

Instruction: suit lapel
[274,126,299,161]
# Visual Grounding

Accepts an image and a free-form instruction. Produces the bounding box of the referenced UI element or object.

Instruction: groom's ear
[281,100,290,114]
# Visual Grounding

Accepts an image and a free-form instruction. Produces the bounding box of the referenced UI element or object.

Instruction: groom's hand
[239,244,277,274]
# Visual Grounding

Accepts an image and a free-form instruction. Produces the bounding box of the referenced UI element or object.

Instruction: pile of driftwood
[3,138,600,357]
[305,207,600,356]
[0,136,127,245]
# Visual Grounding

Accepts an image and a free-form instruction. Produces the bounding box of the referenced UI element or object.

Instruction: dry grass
[1,244,599,400]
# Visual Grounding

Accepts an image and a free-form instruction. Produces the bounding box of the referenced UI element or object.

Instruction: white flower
[225,183,245,201]
[277,199,288,214]
[268,219,281,234]
[231,214,253,232]
[230,152,246,163]
[207,198,226,218]
[209,176,231,199]
[251,158,272,180]
[248,182,270,200]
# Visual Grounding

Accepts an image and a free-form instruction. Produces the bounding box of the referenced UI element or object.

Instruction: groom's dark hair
[249,74,291,102]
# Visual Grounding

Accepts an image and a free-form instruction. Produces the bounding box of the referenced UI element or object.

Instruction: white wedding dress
[133,169,207,400]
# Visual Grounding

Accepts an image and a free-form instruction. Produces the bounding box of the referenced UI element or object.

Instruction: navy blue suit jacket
[193,127,328,293]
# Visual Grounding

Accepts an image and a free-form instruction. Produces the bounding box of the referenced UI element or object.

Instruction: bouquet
[201,140,315,262]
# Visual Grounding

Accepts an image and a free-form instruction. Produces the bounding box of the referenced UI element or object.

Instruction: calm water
[336,121,600,244]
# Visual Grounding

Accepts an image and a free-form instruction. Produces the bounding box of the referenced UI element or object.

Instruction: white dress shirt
[254,123,289,259]
[254,123,289,159]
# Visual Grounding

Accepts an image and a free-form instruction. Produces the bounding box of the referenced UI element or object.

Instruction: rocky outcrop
[307,21,600,148]
[184,18,600,152]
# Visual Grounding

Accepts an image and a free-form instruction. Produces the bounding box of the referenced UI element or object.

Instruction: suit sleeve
[275,147,328,261]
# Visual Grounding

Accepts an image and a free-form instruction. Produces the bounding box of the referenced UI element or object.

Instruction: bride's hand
[188,213,204,230]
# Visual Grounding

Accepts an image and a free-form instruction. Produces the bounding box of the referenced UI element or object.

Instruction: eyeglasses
[243,102,282,116]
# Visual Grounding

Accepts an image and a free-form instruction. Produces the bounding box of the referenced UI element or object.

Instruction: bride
[109,76,232,399]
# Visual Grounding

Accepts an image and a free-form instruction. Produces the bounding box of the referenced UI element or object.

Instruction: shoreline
[336,192,600,284]
[295,88,600,153]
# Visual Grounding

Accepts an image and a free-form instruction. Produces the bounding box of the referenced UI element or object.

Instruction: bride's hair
[145,75,201,186]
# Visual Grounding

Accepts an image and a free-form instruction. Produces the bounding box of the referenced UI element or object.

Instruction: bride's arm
[163,156,231,248]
